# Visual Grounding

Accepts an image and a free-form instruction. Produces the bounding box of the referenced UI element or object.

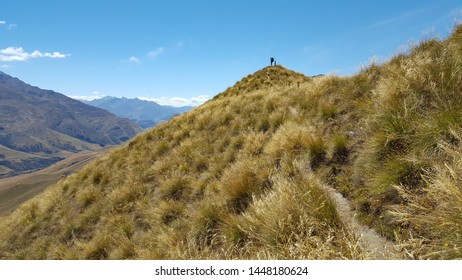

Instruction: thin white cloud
[366,8,428,31]
[0,47,69,62]
[128,56,140,63]
[190,95,210,105]
[0,47,28,61]
[69,95,107,101]
[0,64,10,69]
[30,50,68,58]
[138,95,209,107]
[148,47,165,59]
[0,21,18,30]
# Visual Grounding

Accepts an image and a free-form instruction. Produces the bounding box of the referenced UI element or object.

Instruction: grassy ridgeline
[1,25,462,259]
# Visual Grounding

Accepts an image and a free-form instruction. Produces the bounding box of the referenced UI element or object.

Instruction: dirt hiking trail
[319,182,403,259]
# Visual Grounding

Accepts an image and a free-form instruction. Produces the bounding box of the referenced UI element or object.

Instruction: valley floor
[0,149,110,215]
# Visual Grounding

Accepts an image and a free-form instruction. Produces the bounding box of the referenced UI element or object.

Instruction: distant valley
[81,96,194,129]
[0,71,142,178]
[0,149,110,215]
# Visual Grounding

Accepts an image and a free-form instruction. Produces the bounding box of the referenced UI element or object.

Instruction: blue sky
[1,1,461,106]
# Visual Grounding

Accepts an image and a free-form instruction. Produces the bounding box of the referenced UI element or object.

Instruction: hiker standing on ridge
[270,57,276,66]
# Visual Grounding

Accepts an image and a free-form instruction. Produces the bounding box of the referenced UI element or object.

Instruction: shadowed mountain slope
[1,25,462,260]
[0,72,142,177]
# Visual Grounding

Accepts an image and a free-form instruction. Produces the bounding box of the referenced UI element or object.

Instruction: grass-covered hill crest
[1,25,462,259]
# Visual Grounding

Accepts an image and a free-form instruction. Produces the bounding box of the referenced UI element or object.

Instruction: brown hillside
[1,25,462,260]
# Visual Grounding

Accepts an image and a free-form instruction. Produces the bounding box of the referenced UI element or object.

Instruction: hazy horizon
[1,0,461,106]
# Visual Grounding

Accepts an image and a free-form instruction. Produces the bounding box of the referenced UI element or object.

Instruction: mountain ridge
[1,25,462,259]
[0,71,142,177]
[81,96,194,129]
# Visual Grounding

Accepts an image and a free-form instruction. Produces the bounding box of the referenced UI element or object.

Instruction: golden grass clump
[265,122,326,169]
[219,158,271,214]
[218,160,362,259]
[389,128,462,259]
[348,25,462,241]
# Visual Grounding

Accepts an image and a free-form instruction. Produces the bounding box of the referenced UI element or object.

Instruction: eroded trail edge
[319,183,402,259]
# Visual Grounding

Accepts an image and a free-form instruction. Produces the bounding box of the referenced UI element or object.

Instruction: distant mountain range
[81,97,194,129]
[0,71,142,177]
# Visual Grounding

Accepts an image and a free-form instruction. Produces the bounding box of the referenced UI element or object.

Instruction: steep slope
[82,96,194,129]
[0,66,361,259]
[1,26,461,260]
[0,72,142,177]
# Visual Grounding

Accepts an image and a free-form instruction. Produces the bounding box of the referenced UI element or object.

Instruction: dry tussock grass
[389,128,462,259]
[1,25,462,259]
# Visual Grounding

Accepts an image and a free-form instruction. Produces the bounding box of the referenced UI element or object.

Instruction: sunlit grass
[1,25,462,259]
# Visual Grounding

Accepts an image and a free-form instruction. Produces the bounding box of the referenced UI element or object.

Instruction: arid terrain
[0,149,110,215]
[1,25,462,260]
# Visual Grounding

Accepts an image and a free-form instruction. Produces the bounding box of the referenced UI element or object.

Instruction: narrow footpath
[319,182,403,259]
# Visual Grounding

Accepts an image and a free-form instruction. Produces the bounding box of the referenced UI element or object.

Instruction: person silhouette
[270,57,275,66]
